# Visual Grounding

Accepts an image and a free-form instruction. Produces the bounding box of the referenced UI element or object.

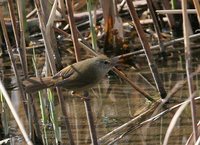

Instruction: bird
[22,55,118,93]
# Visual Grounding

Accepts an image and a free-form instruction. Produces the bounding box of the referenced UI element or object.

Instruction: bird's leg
[83,91,90,101]
[70,91,90,100]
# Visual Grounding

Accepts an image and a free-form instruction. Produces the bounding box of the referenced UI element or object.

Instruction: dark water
[0,46,200,145]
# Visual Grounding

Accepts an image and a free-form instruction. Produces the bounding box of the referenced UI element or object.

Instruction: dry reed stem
[126,0,167,99]
[16,0,42,139]
[99,101,160,144]
[192,0,200,23]
[146,0,165,52]
[100,65,200,144]
[16,0,28,77]
[0,81,33,145]
[34,0,75,144]
[182,0,198,141]
[65,0,81,61]
[102,96,200,144]
[0,2,28,119]
[65,0,99,144]
[156,9,197,14]
[7,0,20,46]
[115,33,200,59]
[163,96,193,145]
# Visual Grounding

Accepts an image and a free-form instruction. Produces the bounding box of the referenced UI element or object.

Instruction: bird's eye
[102,60,110,65]
[99,60,110,65]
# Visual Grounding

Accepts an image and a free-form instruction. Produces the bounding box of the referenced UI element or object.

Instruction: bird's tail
[22,77,54,93]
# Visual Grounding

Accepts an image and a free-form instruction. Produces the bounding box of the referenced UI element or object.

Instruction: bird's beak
[110,56,120,66]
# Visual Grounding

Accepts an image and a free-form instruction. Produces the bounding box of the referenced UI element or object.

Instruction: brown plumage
[23,55,118,93]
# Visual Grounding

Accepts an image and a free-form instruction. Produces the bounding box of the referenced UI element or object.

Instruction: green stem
[87,0,98,50]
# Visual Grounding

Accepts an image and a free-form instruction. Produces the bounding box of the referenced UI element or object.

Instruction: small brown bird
[23,55,118,93]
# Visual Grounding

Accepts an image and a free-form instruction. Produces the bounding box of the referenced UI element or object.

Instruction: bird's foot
[70,91,90,101]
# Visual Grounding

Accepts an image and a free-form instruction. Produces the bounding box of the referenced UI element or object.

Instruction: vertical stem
[126,0,167,99]
[83,91,98,145]
[146,0,165,53]
[7,0,20,46]
[182,0,198,141]
[8,0,29,85]
[0,2,41,143]
[29,94,43,142]
[65,0,81,61]
[34,0,75,144]
[171,0,176,9]
[16,0,28,77]
[87,0,98,50]
[16,0,42,140]
[72,100,80,145]
[47,0,63,70]
[0,32,2,55]
[32,50,48,143]
[162,0,176,30]
[0,1,28,119]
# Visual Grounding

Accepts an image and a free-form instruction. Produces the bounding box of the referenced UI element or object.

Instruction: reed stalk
[87,0,98,50]
[83,91,98,145]
[182,0,198,141]
[98,64,200,144]
[34,0,75,144]
[0,1,28,122]
[146,0,165,53]
[126,0,167,99]
[48,89,61,144]
[0,81,33,145]
[192,0,200,23]
[16,0,28,76]
[65,0,81,61]
[65,0,99,144]
[32,48,48,144]
[0,91,9,136]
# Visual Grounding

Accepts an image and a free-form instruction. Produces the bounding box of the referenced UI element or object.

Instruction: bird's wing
[52,65,74,79]
[52,64,80,80]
